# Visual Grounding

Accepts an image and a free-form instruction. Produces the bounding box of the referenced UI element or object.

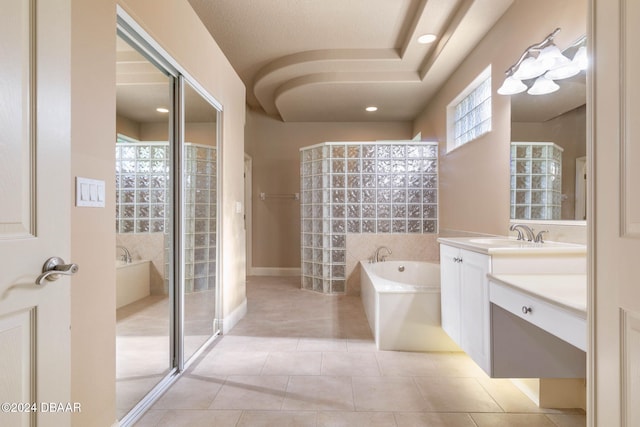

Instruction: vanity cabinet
[440,244,491,373]
[488,275,586,378]
[440,237,588,381]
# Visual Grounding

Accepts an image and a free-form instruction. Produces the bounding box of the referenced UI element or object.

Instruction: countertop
[488,273,587,316]
[438,236,587,255]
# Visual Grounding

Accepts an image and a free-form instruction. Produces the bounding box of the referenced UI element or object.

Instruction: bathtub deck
[361,261,459,352]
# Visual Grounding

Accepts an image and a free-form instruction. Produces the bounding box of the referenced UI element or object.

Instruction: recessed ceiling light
[417,34,437,44]
[156,107,169,113]
[365,106,378,112]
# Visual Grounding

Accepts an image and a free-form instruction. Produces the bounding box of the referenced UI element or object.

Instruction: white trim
[586,0,595,424]
[222,298,247,334]
[575,156,587,221]
[248,267,302,276]
[619,0,640,237]
[244,154,253,276]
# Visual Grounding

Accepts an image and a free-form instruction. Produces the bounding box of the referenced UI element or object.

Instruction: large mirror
[115,34,174,419]
[510,40,587,221]
[115,33,221,422]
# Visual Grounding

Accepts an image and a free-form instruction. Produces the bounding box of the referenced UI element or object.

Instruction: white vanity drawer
[489,280,586,351]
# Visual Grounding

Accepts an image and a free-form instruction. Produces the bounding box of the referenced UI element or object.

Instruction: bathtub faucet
[374,246,392,263]
[117,245,132,263]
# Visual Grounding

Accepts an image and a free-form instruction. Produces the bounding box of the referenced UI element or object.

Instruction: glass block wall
[115,142,217,293]
[115,142,170,233]
[300,142,439,294]
[184,144,217,292]
[510,142,563,220]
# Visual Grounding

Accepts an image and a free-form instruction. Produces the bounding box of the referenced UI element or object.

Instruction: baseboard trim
[248,267,301,276]
[222,298,247,334]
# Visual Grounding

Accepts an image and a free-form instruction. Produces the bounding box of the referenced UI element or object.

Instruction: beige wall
[412,0,587,237]
[116,114,141,140]
[246,109,413,269]
[70,0,246,425]
[70,0,117,425]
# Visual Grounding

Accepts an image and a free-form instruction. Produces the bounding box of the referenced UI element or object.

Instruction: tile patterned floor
[135,276,586,426]
[117,290,216,418]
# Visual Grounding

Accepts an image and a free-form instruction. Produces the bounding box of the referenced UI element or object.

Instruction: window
[447,66,492,152]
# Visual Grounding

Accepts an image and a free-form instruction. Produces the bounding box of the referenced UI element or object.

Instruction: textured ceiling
[188,0,514,122]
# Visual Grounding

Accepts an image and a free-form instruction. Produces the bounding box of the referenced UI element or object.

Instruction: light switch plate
[76,177,106,208]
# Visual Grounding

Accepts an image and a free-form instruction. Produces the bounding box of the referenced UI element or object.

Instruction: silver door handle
[36,257,79,285]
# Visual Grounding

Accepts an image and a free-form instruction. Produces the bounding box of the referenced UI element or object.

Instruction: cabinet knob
[522,306,533,314]
[453,257,463,263]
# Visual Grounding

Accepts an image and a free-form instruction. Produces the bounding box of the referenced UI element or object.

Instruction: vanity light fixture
[572,45,588,71]
[497,29,586,96]
[417,34,437,44]
[156,107,169,113]
[527,75,560,95]
[365,106,378,112]
[497,76,528,95]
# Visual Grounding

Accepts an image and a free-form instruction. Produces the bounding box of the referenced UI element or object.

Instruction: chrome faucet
[117,245,132,263]
[374,246,392,262]
[509,223,535,242]
[534,230,549,243]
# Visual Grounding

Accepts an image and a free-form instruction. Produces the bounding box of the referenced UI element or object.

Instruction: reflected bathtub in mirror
[116,259,151,309]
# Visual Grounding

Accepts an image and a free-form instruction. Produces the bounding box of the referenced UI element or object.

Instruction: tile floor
[134,276,586,426]
[117,290,216,418]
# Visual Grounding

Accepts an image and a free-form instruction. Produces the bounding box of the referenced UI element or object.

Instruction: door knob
[36,257,79,285]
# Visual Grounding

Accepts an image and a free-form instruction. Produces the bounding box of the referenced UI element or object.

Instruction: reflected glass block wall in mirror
[300,142,439,294]
[115,142,170,234]
[510,142,563,220]
[115,142,216,293]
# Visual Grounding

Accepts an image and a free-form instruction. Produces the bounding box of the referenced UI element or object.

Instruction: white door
[593,0,640,425]
[0,1,73,426]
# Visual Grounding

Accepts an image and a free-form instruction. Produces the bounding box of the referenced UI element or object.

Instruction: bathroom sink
[438,236,587,255]
[468,238,524,246]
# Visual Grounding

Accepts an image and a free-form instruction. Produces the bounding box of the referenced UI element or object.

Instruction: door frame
[244,154,253,276]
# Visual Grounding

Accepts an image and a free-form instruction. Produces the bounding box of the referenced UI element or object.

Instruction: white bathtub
[360,260,459,352]
[116,260,151,309]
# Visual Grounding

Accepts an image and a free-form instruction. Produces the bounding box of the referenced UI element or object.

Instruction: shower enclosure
[300,141,439,294]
